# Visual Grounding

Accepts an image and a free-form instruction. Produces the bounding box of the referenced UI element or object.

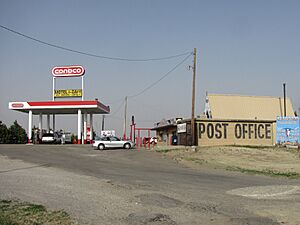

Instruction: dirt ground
[155,145,300,178]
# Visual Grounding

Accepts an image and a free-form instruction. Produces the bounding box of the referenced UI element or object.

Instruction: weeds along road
[0,144,299,225]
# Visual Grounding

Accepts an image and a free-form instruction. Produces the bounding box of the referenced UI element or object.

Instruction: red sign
[12,103,24,108]
[87,126,91,141]
[52,65,85,77]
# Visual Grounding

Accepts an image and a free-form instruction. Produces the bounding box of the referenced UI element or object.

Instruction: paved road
[0,144,299,225]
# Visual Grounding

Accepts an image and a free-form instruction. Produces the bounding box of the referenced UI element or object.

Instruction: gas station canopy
[9,100,110,115]
[8,65,110,144]
[9,100,110,144]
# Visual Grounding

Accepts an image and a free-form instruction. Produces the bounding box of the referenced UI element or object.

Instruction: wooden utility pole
[101,115,105,131]
[123,96,128,140]
[283,83,286,117]
[191,48,196,146]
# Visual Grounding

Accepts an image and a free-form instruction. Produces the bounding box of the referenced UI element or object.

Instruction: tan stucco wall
[208,94,295,120]
[196,120,275,146]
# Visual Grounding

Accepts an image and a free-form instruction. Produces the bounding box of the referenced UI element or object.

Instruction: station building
[152,118,180,145]
[154,94,296,147]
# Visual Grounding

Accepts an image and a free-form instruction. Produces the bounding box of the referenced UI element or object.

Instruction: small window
[101,137,109,141]
[110,137,120,141]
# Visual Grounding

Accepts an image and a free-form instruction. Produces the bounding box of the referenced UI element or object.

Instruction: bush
[0,121,27,144]
[0,121,9,144]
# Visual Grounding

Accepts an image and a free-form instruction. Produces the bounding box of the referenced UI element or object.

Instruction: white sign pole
[52,77,55,101]
[81,76,84,101]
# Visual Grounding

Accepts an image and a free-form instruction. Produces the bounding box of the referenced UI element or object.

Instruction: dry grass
[0,200,76,225]
[158,146,300,179]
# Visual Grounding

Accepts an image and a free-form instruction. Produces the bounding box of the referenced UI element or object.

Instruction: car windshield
[43,133,54,137]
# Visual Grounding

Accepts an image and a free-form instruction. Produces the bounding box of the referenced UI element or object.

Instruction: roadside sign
[177,123,187,133]
[54,89,82,98]
[101,130,115,137]
[52,65,85,77]
[276,117,300,145]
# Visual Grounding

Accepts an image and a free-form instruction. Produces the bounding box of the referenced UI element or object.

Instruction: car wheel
[124,143,131,149]
[98,144,105,150]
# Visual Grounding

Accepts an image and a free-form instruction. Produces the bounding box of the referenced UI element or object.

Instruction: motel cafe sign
[52,65,85,77]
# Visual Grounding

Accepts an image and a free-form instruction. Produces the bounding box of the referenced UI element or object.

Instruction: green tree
[0,121,9,143]
[8,120,27,144]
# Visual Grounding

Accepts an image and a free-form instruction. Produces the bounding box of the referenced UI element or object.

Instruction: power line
[106,98,125,105]
[107,100,124,117]
[106,116,123,121]
[136,119,158,123]
[128,53,193,98]
[105,52,191,104]
[0,24,192,62]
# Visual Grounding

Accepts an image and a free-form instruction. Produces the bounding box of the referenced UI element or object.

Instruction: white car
[41,133,62,144]
[93,136,135,150]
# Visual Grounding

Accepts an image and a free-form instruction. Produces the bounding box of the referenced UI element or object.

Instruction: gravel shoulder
[157,146,300,178]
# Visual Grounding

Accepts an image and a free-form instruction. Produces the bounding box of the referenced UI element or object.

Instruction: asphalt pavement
[0,144,299,225]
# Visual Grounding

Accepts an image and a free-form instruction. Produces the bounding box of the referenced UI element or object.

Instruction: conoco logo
[12,103,24,108]
[52,66,85,77]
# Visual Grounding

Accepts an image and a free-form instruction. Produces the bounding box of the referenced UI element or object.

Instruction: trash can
[172,135,178,145]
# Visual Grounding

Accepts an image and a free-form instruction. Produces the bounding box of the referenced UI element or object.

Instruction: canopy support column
[77,109,82,144]
[82,114,84,144]
[28,110,32,144]
[52,114,55,132]
[90,114,93,143]
[84,112,87,144]
[39,113,43,138]
[47,114,50,132]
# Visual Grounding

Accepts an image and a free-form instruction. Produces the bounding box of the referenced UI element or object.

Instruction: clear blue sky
[1,0,299,136]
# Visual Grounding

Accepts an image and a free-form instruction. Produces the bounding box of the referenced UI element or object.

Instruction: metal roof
[9,100,110,115]
[152,118,178,130]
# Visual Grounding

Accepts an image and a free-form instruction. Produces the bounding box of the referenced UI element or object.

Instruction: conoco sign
[52,65,85,77]
[11,103,24,108]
